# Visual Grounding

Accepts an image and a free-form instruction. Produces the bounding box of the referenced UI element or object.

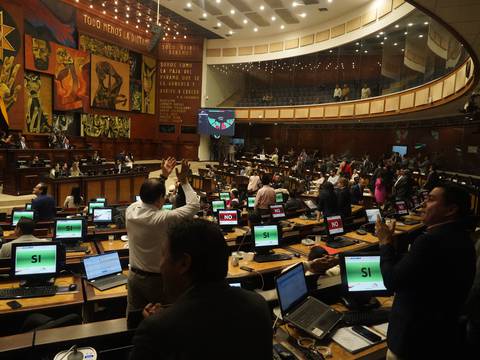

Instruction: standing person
[341,84,350,101]
[228,143,236,163]
[423,164,439,191]
[247,170,261,193]
[361,84,371,99]
[374,170,387,206]
[333,84,342,102]
[254,173,276,212]
[32,182,56,221]
[335,177,352,219]
[376,184,475,359]
[126,158,200,321]
[130,219,272,360]
[316,182,338,219]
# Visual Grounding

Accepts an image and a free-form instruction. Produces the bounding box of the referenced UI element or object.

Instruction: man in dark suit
[393,169,416,202]
[376,183,476,359]
[130,219,272,360]
[32,182,56,221]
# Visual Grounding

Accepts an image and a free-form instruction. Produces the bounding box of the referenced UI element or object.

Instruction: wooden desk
[65,242,98,265]
[47,172,148,207]
[287,231,379,256]
[276,297,393,360]
[228,248,305,279]
[224,226,249,244]
[0,276,83,315]
[84,270,129,303]
[97,239,130,255]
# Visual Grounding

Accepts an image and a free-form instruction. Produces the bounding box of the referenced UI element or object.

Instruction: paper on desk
[372,322,388,336]
[332,326,386,354]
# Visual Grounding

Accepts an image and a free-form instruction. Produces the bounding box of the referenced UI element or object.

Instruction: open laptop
[275,263,343,340]
[83,252,127,291]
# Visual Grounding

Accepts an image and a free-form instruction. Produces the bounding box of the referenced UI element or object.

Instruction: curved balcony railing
[231,58,474,122]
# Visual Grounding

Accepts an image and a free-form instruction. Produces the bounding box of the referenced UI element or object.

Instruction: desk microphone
[54,345,97,360]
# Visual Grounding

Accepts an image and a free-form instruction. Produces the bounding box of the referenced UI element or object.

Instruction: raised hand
[375,215,396,246]
[161,157,176,178]
[175,159,190,184]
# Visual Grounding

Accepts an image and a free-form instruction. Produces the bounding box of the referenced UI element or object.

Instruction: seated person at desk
[49,163,61,178]
[17,135,28,149]
[130,219,272,360]
[284,189,305,212]
[63,186,83,209]
[32,182,56,221]
[0,218,49,258]
[254,173,276,213]
[376,184,476,359]
[69,161,82,177]
[0,131,14,148]
[227,188,241,209]
[316,182,338,220]
[31,155,42,167]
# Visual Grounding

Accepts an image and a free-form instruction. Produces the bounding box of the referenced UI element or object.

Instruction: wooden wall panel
[295,108,309,118]
[355,102,370,115]
[285,39,299,50]
[310,107,324,118]
[415,88,430,106]
[315,30,330,43]
[118,178,132,203]
[238,46,253,56]
[86,180,102,201]
[331,24,346,38]
[443,74,456,97]
[346,17,362,32]
[280,109,294,118]
[400,93,415,109]
[385,97,399,112]
[340,104,355,116]
[254,44,269,54]
[104,179,118,204]
[431,82,444,102]
[265,109,280,119]
[300,35,315,47]
[134,176,144,195]
[325,106,339,117]
[270,42,283,52]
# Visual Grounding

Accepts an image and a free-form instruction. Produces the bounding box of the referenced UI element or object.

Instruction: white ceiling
[157,0,372,40]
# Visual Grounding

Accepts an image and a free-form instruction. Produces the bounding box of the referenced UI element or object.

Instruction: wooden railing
[232,58,474,123]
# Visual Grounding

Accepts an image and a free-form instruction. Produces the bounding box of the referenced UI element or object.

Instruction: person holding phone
[375,184,475,359]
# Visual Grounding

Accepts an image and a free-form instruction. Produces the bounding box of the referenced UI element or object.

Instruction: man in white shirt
[126,158,200,319]
[327,169,339,186]
[247,171,261,193]
[333,84,342,101]
[361,84,371,99]
[254,173,276,211]
[0,218,49,258]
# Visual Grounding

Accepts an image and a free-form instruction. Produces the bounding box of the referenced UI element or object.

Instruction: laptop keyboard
[254,253,292,263]
[0,286,57,299]
[289,300,329,329]
[93,276,127,288]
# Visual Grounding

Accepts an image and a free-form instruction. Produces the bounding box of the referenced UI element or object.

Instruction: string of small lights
[70,0,188,40]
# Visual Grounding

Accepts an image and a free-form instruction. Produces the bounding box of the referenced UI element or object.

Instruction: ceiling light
[300,13,306,18]
[260,5,265,10]
[228,30,233,35]
[202,12,207,18]
[243,19,248,24]
[186,2,192,8]
[328,0,333,3]
[355,49,359,52]
[404,31,408,35]
[418,34,424,38]
[355,42,359,46]
[384,36,388,40]
[271,16,276,21]
[280,25,285,29]
[216,22,221,27]
[380,42,384,45]
[253,27,258,32]
[408,23,413,27]
[216,0,221,3]
[292,1,299,7]
[424,21,429,25]
[329,50,333,53]
[376,34,380,38]
[401,48,405,52]
[394,42,398,46]
[364,50,368,53]
[379,31,384,35]
[230,9,235,14]
[126,6,130,11]
[395,24,399,28]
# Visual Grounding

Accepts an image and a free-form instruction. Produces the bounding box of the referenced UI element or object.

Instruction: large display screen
[392,145,407,157]
[253,225,279,248]
[198,109,235,136]
[14,244,57,276]
[326,215,344,235]
[344,255,387,292]
[55,219,84,240]
[12,210,34,226]
[218,210,238,226]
